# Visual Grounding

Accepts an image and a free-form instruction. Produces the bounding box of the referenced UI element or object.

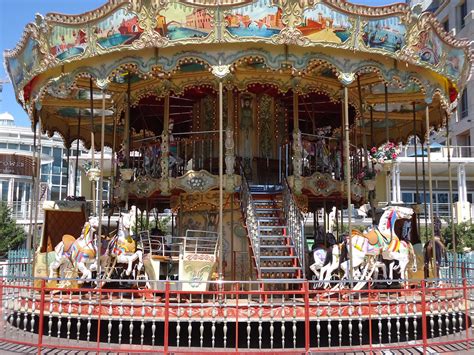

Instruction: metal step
[260,266,301,271]
[260,255,297,260]
[259,235,287,239]
[258,225,287,230]
[260,245,292,249]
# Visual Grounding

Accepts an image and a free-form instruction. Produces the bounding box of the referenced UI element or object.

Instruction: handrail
[282,179,306,279]
[238,164,261,277]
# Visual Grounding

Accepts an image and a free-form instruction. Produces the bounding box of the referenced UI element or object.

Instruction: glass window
[0,143,6,149]
[19,144,30,151]
[437,193,449,204]
[51,186,60,201]
[1,181,8,201]
[52,175,61,185]
[461,89,468,118]
[402,192,413,203]
[443,19,449,32]
[8,143,18,150]
[460,2,467,29]
[41,174,49,183]
[42,146,51,155]
[468,194,473,204]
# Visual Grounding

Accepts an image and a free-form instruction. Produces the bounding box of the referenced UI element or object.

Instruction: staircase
[240,176,305,281]
[253,195,303,281]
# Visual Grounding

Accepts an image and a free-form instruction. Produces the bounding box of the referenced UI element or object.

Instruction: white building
[0,112,111,225]
[396,0,474,223]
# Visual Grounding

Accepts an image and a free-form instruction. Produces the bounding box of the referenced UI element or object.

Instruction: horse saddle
[118,238,136,253]
[62,234,76,252]
[365,230,379,246]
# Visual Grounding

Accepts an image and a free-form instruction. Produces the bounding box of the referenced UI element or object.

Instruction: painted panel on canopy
[7,37,40,87]
[95,8,142,49]
[300,4,353,44]
[445,48,465,80]
[362,17,406,53]
[413,30,443,66]
[50,25,87,61]
[157,3,213,41]
[225,0,283,38]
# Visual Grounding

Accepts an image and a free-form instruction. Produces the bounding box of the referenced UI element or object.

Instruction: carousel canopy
[3,0,472,148]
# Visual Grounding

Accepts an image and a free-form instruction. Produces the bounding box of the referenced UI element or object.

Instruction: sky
[0,0,405,127]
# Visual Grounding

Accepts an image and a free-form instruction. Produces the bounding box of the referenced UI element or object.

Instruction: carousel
[2,0,473,352]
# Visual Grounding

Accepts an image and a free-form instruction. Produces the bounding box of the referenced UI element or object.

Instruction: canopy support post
[413,103,420,233]
[344,86,353,284]
[74,111,81,197]
[89,78,96,216]
[218,81,224,280]
[446,113,456,278]
[96,90,106,281]
[425,105,437,279]
[26,115,37,257]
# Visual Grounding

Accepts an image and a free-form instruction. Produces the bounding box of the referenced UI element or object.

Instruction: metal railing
[400,145,474,159]
[1,275,473,353]
[239,165,261,275]
[283,179,306,279]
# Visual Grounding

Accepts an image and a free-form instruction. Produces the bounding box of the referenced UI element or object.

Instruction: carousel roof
[3,0,472,148]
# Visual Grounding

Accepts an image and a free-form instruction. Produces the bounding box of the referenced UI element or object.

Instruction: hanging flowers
[356,166,377,181]
[370,141,400,164]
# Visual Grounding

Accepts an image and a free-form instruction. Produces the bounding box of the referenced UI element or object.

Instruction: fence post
[0,278,3,312]
[368,282,373,353]
[304,281,310,352]
[164,281,170,354]
[37,279,46,355]
[463,278,470,350]
[420,280,428,355]
[235,282,239,353]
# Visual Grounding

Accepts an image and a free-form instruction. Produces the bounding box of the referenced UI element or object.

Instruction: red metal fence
[1,276,473,354]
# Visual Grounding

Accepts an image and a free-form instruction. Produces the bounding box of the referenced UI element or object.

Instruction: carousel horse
[109,212,144,276]
[49,216,105,283]
[339,206,417,285]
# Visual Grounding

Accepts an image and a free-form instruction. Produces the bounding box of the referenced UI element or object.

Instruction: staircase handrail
[282,179,306,279]
[239,164,261,275]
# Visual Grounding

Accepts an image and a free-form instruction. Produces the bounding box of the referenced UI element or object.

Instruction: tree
[443,222,474,253]
[0,202,26,254]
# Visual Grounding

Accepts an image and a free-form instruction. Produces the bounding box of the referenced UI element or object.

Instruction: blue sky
[0,0,404,127]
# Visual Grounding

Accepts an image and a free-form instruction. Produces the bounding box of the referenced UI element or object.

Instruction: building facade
[0,112,110,225]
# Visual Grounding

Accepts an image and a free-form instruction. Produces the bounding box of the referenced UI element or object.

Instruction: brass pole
[74,111,82,197]
[446,112,456,279]
[96,90,106,279]
[357,76,369,168]
[344,86,353,282]
[425,105,437,279]
[27,115,37,254]
[219,81,224,279]
[413,103,420,232]
[89,78,96,215]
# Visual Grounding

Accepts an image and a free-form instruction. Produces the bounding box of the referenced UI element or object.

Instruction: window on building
[0,143,6,149]
[461,89,468,118]
[1,181,8,201]
[443,18,450,32]
[402,192,414,203]
[19,144,30,151]
[459,1,467,29]
[7,143,18,150]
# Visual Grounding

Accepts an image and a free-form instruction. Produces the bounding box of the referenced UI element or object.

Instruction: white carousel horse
[49,216,102,283]
[340,206,417,284]
[109,212,143,276]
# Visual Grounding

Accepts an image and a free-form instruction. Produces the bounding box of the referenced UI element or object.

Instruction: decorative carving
[303,172,342,197]
[129,175,159,197]
[292,130,303,194]
[174,170,218,193]
[224,128,235,176]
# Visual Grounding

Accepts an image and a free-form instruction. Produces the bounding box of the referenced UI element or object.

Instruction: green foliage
[443,222,474,253]
[0,202,26,254]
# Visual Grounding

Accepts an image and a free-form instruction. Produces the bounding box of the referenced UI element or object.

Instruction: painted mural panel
[96,8,142,48]
[157,5,213,40]
[414,31,442,66]
[363,17,406,53]
[7,37,40,86]
[50,25,87,61]
[225,0,283,38]
[446,48,465,79]
[299,4,352,44]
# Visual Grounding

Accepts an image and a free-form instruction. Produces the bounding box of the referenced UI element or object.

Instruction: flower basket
[120,168,134,182]
[364,179,377,191]
[370,142,400,166]
[86,167,101,182]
